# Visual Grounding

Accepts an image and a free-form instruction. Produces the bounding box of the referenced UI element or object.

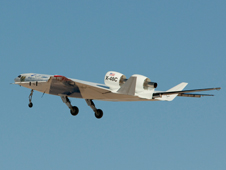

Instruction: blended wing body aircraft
[14,71,221,119]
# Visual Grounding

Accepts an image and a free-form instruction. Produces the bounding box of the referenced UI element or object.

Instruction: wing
[153,87,221,98]
[48,75,112,99]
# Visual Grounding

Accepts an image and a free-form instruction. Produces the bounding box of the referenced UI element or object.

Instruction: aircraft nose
[14,77,19,82]
[14,75,22,82]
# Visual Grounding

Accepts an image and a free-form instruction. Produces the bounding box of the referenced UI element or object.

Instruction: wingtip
[216,87,221,91]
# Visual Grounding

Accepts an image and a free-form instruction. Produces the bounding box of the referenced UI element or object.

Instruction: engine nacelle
[104,71,127,89]
[132,74,158,93]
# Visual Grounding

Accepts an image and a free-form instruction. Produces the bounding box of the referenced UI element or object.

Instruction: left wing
[48,75,111,99]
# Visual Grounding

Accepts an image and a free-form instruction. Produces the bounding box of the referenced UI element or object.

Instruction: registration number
[105,76,118,82]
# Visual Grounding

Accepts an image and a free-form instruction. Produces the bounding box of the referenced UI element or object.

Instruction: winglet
[156,82,188,101]
[165,82,188,101]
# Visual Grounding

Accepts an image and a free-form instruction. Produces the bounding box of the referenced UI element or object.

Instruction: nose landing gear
[28,89,34,108]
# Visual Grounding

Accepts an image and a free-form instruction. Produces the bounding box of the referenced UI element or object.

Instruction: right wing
[153,85,221,101]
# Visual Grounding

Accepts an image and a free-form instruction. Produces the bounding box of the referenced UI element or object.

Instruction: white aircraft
[14,71,221,119]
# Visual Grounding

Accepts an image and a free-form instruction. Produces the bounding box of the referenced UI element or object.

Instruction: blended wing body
[14,72,221,119]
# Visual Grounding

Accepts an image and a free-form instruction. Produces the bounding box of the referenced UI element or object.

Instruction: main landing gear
[28,89,34,108]
[61,96,79,116]
[61,96,103,119]
[85,99,103,119]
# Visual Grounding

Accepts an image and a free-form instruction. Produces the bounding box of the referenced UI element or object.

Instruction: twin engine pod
[104,71,158,91]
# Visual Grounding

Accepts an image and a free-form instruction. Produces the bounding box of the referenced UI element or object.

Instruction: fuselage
[14,73,89,98]
[15,73,52,93]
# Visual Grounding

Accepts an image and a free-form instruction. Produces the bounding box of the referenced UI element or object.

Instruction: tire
[95,109,103,119]
[70,106,79,116]
[28,103,33,108]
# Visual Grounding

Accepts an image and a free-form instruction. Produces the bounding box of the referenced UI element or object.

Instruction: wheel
[28,102,33,108]
[95,109,103,119]
[70,106,79,116]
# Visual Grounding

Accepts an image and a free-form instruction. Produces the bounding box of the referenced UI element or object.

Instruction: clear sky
[1,1,225,169]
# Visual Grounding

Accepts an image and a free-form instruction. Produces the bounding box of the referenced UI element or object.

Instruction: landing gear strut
[85,99,103,119]
[28,89,34,108]
[61,96,79,116]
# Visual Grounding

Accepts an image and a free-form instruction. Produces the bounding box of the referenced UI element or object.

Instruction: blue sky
[1,1,225,169]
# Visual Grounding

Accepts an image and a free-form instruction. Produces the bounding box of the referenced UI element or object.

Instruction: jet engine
[132,74,158,93]
[104,71,127,89]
